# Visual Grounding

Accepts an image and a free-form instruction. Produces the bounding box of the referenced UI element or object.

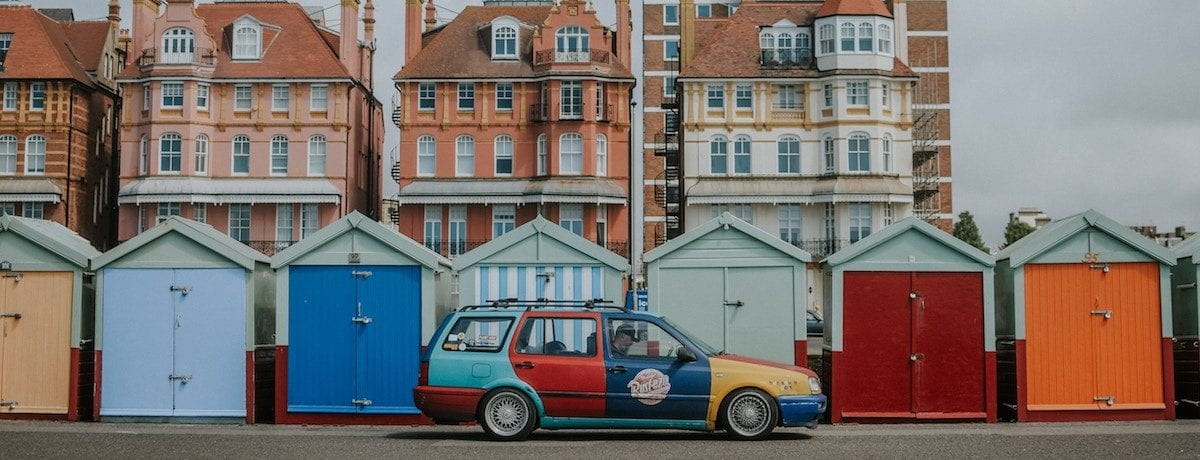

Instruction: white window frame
[709,135,728,175]
[554,26,590,62]
[3,82,17,111]
[139,135,149,175]
[819,24,835,55]
[733,135,751,174]
[232,135,251,175]
[559,132,583,175]
[711,204,753,224]
[775,84,799,110]
[272,84,290,112]
[560,81,583,119]
[536,134,548,176]
[455,135,475,177]
[779,204,802,245]
[29,82,45,111]
[595,205,608,245]
[663,4,679,25]
[881,82,890,108]
[193,203,207,224]
[276,204,294,243]
[494,135,513,176]
[823,135,835,174]
[22,202,43,220]
[884,203,894,226]
[418,83,436,111]
[706,84,724,110]
[161,28,195,64]
[417,135,436,176]
[0,203,14,216]
[424,205,443,252]
[849,203,872,243]
[229,203,251,243]
[879,23,893,55]
[0,135,15,174]
[196,83,209,110]
[161,82,183,109]
[822,83,832,108]
[847,80,868,106]
[457,82,474,111]
[233,22,261,60]
[594,82,605,120]
[448,205,467,257]
[194,134,209,175]
[310,84,328,112]
[840,22,856,52]
[492,205,515,238]
[596,134,608,177]
[156,203,181,225]
[858,22,874,52]
[492,25,518,59]
[270,135,289,175]
[158,133,182,173]
[664,40,680,61]
[300,203,318,238]
[696,4,712,18]
[234,84,252,111]
[848,132,870,172]
[735,84,753,110]
[496,82,513,111]
[882,134,893,172]
[776,136,800,174]
[559,204,583,236]
[308,135,327,176]
[24,135,45,174]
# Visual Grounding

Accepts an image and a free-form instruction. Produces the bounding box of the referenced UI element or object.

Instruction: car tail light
[418,362,429,386]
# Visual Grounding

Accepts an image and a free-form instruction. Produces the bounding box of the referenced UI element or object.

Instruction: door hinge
[168,374,193,383]
[0,312,21,319]
[170,285,192,295]
[1094,395,1115,406]
[1,273,22,280]
[352,398,373,406]
[351,316,373,324]
[352,270,372,279]
[0,400,17,408]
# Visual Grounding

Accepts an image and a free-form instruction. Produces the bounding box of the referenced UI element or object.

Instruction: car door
[603,315,710,420]
[508,312,605,417]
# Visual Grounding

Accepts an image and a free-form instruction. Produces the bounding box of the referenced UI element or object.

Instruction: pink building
[117,0,383,254]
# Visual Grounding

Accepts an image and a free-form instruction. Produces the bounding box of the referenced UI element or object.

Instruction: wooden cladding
[0,272,73,414]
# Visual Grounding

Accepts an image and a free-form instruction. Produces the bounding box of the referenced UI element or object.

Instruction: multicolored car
[414,301,826,440]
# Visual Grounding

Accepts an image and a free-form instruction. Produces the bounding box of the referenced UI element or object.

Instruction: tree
[953,210,990,254]
[1004,220,1036,247]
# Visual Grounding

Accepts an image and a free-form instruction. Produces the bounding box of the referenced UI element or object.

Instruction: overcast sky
[40,0,1200,248]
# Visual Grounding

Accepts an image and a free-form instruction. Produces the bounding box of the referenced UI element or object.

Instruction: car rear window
[442,317,513,353]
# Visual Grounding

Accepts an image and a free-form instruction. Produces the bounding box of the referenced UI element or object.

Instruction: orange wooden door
[1093,263,1163,410]
[1025,264,1100,410]
[0,272,73,414]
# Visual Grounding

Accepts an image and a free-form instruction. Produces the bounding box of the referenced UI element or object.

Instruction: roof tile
[816,0,893,18]
[0,6,96,83]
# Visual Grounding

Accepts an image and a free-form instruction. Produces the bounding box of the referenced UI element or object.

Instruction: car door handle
[515,361,535,369]
[607,366,627,374]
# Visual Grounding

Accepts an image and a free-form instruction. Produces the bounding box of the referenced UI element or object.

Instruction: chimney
[615,0,631,70]
[340,0,361,78]
[131,0,161,57]
[406,0,423,65]
[425,0,437,32]
[679,0,695,68]
[364,0,376,44]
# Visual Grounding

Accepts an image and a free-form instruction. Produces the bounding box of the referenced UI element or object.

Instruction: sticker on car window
[477,335,498,347]
[628,369,671,405]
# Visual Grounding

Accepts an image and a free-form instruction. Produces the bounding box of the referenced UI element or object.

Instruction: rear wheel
[478,388,536,441]
[720,388,778,440]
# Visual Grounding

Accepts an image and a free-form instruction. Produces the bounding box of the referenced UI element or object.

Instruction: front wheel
[720,388,778,440]
[478,388,536,441]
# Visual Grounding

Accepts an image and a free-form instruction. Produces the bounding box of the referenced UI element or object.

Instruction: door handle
[0,312,21,319]
[1090,309,1113,319]
[515,361,535,369]
[351,316,373,324]
[910,353,924,362]
[724,300,744,307]
[168,374,193,383]
[607,365,627,374]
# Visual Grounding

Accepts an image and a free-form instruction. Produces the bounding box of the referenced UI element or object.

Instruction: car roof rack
[459,298,629,313]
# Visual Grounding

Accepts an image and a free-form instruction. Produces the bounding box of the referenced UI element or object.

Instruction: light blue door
[172,269,247,417]
[101,269,175,416]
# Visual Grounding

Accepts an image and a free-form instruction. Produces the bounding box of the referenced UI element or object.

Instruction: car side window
[607,319,686,360]
[516,317,597,357]
[442,317,513,353]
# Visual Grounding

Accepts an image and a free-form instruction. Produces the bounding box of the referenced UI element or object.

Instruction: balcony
[770,102,804,120]
[137,47,217,69]
[760,49,814,69]
[792,238,850,260]
[422,240,489,259]
[529,103,549,122]
[534,48,612,66]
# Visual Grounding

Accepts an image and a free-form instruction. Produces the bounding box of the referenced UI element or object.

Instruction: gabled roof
[823,216,994,267]
[92,216,268,271]
[1173,234,1200,263]
[452,216,630,272]
[680,2,914,79]
[816,0,893,18]
[61,21,110,72]
[996,209,1176,268]
[272,211,450,269]
[395,5,633,80]
[0,5,96,83]
[0,214,99,268]
[644,212,811,263]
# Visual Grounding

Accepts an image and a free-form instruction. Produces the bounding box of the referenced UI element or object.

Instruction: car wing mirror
[676,346,697,362]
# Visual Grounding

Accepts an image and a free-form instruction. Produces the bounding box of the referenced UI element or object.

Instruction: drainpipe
[66,83,75,228]
[344,84,352,217]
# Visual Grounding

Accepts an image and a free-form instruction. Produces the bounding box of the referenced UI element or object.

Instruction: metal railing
[791,238,851,260]
[247,240,295,257]
[137,47,217,67]
[533,48,612,66]
[760,49,814,68]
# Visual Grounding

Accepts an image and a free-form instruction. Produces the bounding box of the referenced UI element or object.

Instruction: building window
[819,24,834,54]
[664,40,680,61]
[272,84,289,112]
[0,33,10,56]
[276,204,293,244]
[233,23,261,60]
[712,204,753,224]
[229,204,251,243]
[664,76,677,100]
[195,134,209,175]
[882,134,893,172]
[823,135,835,173]
[448,206,467,257]
[235,84,252,111]
[539,82,549,118]
[555,26,589,62]
[596,134,607,176]
[158,133,182,173]
[418,82,435,111]
[29,82,44,111]
[706,84,724,109]
[139,135,149,174]
[156,203,181,225]
[492,205,515,238]
[559,132,582,174]
[847,80,868,106]
[594,82,605,120]
[884,203,894,226]
[493,26,517,59]
[455,135,475,176]
[559,204,583,236]
[663,4,679,25]
[22,202,43,220]
[777,136,800,174]
[271,135,288,175]
[796,31,811,56]
[160,82,183,108]
[196,83,209,110]
[848,132,870,172]
[424,205,442,252]
[496,82,513,111]
[779,204,801,245]
[879,24,893,55]
[733,135,751,174]
[735,84,753,110]
[776,33,793,61]
[775,84,799,109]
[308,135,326,176]
[849,203,871,243]
[310,84,328,111]
[822,83,832,108]
[840,22,855,52]
[24,135,45,174]
[193,203,206,224]
[232,135,250,174]
[417,135,436,176]
[494,135,513,176]
[881,82,890,108]
[161,28,195,64]
[0,203,13,216]
[536,134,548,175]
[457,82,474,111]
[709,135,728,175]
[696,4,712,18]
[3,82,17,111]
[0,135,15,174]
[595,205,608,245]
[824,203,836,243]
[300,204,318,238]
[858,22,874,52]
[560,81,583,119]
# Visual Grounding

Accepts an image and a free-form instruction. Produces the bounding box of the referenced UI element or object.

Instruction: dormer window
[161,28,195,64]
[0,33,11,69]
[555,26,589,62]
[492,25,517,59]
[759,25,811,66]
[233,20,261,60]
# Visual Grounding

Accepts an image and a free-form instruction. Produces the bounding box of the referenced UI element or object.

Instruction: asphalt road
[2,420,1199,459]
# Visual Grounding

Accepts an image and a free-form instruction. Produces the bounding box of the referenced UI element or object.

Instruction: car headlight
[808,376,822,394]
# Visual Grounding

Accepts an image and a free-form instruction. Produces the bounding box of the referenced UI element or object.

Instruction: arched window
[709,135,728,175]
[840,22,856,52]
[0,135,16,174]
[493,26,517,59]
[796,31,811,58]
[555,26,589,62]
[878,24,893,55]
[536,134,548,175]
[271,135,289,175]
[139,135,149,174]
[848,132,870,172]
[159,132,182,173]
[819,24,835,54]
[308,135,326,176]
[195,134,209,175]
[417,135,436,176]
[596,134,608,177]
[859,22,874,52]
[777,33,793,61]
[759,33,774,50]
[162,28,195,64]
[494,135,513,176]
[232,135,250,174]
[24,135,45,174]
[733,135,752,174]
[233,23,260,59]
[559,133,583,174]
[823,135,835,174]
[777,135,800,174]
[455,135,475,177]
[882,134,893,172]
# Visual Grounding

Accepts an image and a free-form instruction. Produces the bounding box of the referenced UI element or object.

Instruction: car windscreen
[661,317,722,357]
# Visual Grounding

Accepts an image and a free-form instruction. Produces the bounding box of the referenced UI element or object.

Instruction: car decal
[627,368,672,405]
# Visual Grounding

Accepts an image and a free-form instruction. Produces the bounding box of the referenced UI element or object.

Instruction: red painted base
[985,351,998,423]
[92,350,103,420]
[793,340,807,367]
[245,350,255,425]
[273,346,433,426]
[829,350,996,424]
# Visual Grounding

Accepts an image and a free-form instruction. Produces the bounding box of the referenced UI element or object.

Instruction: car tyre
[719,388,778,440]
[478,388,537,441]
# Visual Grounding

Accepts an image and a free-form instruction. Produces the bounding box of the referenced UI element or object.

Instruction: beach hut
[1171,235,1200,418]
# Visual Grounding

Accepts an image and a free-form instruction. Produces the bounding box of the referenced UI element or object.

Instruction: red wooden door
[841,272,912,415]
[912,273,985,414]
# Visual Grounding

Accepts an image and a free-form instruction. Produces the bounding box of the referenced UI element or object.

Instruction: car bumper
[778,394,827,428]
[413,386,487,422]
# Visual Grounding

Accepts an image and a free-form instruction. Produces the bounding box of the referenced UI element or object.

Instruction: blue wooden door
[357,266,421,414]
[172,269,247,417]
[100,268,175,416]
